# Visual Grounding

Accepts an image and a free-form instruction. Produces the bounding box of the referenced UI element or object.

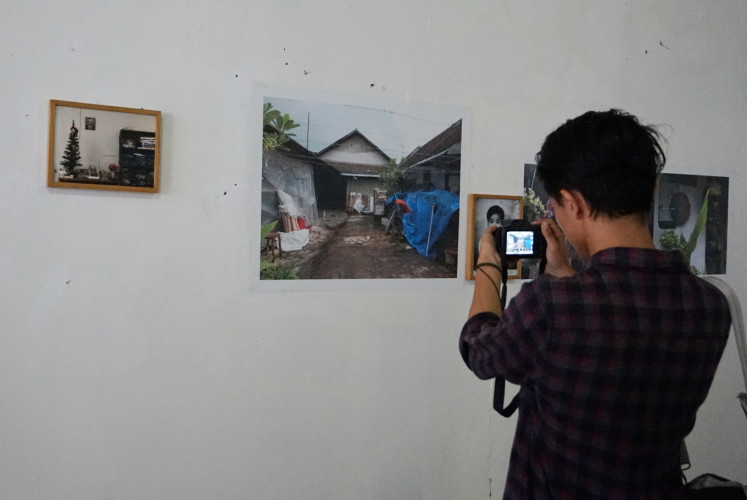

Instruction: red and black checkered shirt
[460,248,731,499]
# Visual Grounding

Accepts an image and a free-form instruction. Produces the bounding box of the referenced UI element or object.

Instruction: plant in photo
[260,262,298,280]
[380,158,405,194]
[259,220,299,279]
[60,120,82,175]
[659,190,710,274]
[263,103,301,152]
[523,187,547,221]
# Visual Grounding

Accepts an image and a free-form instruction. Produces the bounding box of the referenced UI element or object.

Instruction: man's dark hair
[535,109,666,218]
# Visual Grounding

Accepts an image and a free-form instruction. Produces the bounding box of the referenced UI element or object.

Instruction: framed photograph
[47,100,161,193]
[466,194,523,280]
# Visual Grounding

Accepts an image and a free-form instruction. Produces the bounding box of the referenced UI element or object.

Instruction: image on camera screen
[506,230,535,255]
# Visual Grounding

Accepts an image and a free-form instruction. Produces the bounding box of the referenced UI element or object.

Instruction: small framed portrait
[466,193,523,280]
[47,100,161,193]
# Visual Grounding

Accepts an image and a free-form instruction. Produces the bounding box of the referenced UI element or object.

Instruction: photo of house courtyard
[261,96,463,280]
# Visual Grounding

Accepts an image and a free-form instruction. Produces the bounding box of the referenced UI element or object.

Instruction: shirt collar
[584,247,690,272]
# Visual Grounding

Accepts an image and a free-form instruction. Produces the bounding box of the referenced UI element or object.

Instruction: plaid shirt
[460,248,731,499]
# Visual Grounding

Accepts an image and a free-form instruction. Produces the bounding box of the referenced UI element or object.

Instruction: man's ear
[560,189,590,219]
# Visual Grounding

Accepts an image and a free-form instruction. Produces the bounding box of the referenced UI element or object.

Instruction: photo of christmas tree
[47,100,161,193]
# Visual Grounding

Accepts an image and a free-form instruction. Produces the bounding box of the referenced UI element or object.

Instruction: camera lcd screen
[506,230,535,255]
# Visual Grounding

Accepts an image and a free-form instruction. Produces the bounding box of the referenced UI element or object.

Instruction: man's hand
[539,219,575,278]
[477,224,501,267]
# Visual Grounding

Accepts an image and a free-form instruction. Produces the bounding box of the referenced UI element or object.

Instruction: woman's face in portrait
[487,205,505,226]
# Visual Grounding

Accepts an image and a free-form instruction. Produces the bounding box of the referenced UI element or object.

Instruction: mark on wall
[27,269,71,330]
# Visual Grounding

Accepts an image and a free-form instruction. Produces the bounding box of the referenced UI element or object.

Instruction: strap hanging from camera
[491,220,548,418]
[493,260,519,417]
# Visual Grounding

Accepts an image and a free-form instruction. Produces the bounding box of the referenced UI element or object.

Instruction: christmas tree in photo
[59,120,81,177]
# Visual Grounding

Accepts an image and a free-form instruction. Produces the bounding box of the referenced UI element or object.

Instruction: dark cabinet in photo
[119,129,156,187]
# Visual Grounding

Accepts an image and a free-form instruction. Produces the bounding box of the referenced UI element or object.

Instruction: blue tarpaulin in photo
[387,190,460,259]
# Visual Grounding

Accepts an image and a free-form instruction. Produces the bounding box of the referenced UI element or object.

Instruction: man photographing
[460,109,731,498]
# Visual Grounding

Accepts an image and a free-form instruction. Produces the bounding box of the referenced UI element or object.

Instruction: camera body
[496,219,547,260]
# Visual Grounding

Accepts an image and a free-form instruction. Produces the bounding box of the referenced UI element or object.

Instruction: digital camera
[496,219,547,260]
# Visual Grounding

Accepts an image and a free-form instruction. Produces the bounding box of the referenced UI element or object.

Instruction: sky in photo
[264,95,463,162]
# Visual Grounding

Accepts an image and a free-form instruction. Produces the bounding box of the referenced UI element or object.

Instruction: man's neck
[582,213,656,257]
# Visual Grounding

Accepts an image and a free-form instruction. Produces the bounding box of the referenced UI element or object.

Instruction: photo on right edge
[652,173,729,275]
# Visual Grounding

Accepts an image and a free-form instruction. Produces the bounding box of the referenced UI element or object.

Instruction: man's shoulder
[588,247,689,271]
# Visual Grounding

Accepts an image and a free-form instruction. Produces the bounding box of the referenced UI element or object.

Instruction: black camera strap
[493,261,519,417]
[492,255,547,417]
[493,377,519,417]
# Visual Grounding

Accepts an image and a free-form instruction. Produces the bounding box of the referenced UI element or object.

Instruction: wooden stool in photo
[265,232,282,262]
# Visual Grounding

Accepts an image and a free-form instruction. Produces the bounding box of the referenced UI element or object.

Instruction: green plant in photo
[262,102,301,152]
[60,120,82,175]
[259,219,298,279]
[523,187,547,222]
[658,189,709,274]
[261,220,278,241]
[659,230,688,252]
[380,158,405,194]
[260,219,279,275]
[260,262,298,280]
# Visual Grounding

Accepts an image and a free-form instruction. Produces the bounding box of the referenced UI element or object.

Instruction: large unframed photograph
[653,173,729,275]
[259,92,465,282]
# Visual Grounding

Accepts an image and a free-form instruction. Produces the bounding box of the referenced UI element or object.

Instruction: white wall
[1,1,745,498]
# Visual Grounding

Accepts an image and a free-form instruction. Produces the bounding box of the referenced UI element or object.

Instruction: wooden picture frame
[47,100,161,193]
[466,193,523,280]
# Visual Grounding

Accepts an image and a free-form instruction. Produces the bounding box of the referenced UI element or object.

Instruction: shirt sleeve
[459,279,549,383]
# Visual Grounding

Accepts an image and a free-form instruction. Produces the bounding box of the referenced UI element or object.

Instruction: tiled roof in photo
[400,119,462,170]
[317,129,392,161]
[325,161,387,177]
